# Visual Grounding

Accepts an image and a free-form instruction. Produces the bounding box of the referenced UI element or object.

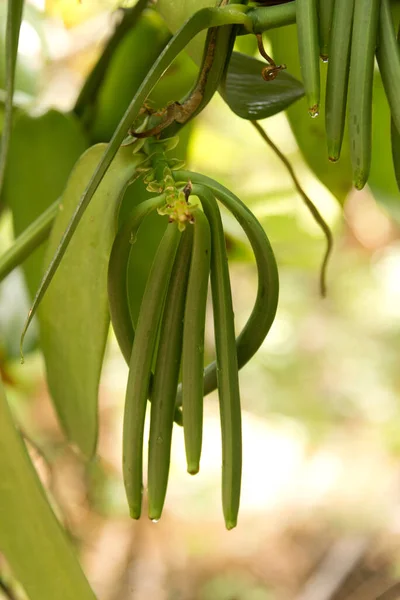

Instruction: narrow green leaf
[0,0,24,196]
[268,24,353,204]
[221,51,304,120]
[0,378,96,600]
[3,110,87,297]
[39,144,142,458]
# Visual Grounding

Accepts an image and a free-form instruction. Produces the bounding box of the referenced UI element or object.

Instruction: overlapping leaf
[3,110,87,298]
[0,377,96,600]
[39,144,142,458]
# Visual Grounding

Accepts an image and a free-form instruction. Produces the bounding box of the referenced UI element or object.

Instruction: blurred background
[1,1,400,598]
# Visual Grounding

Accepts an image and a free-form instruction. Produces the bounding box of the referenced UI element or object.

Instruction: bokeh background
[1,1,400,598]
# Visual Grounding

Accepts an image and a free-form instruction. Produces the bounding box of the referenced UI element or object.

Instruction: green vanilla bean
[376,0,400,135]
[296,0,321,116]
[325,0,355,161]
[20,4,251,354]
[147,226,193,521]
[0,201,59,283]
[193,184,242,530]
[182,209,211,474]
[174,171,279,403]
[123,223,180,519]
[317,0,335,60]
[348,0,381,190]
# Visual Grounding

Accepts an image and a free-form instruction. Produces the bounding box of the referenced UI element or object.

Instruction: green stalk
[0,0,24,196]
[0,201,59,283]
[241,2,296,34]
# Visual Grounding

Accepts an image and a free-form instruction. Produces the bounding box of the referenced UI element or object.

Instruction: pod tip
[187,464,200,475]
[308,105,319,119]
[225,519,237,531]
[129,506,141,520]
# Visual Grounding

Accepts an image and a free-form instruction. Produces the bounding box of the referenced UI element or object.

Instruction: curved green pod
[174,171,279,402]
[123,223,180,519]
[193,184,241,530]
[147,226,193,521]
[108,194,166,365]
[182,209,211,475]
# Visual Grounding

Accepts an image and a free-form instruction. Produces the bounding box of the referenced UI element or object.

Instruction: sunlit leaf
[221,51,304,120]
[4,110,87,298]
[39,144,142,458]
[0,377,96,600]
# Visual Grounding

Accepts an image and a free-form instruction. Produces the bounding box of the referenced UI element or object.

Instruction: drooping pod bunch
[107,137,279,529]
[294,0,400,190]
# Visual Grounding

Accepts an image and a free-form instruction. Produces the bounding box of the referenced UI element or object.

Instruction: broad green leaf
[221,51,304,120]
[0,378,96,600]
[90,10,171,142]
[39,144,142,458]
[268,24,353,204]
[368,73,400,222]
[3,110,87,298]
[0,0,24,197]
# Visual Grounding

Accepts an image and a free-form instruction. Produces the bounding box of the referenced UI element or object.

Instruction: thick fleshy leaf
[39,144,142,458]
[0,378,96,600]
[3,110,87,298]
[368,73,400,223]
[221,51,304,120]
[268,24,353,204]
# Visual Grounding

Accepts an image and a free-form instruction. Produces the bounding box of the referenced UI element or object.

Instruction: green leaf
[89,10,171,143]
[268,24,353,204]
[3,110,87,298]
[221,51,304,120]
[368,73,400,223]
[39,144,142,458]
[0,378,96,600]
